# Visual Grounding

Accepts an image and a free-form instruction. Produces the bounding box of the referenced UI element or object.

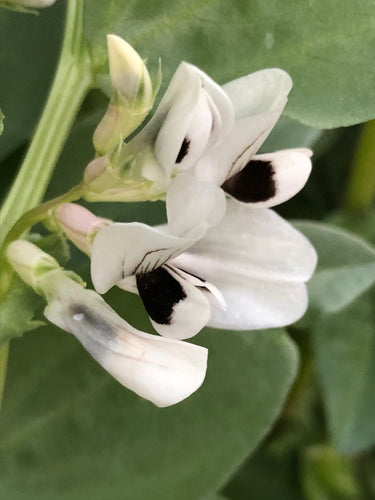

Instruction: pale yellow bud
[7,240,59,292]
[93,36,154,156]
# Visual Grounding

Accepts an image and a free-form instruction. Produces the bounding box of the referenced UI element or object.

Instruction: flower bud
[93,35,154,156]
[55,203,111,254]
[6,240,60,293]
[82,151,167,203]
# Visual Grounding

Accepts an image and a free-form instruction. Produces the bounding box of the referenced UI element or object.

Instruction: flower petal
[166,174,226,237]
[91,222,198,294]
[222,148,312,207]
[135,62,233,178]
[207,277,309,330]
[194,108,284,185]
[44,281,208,407]
[172,200,317,284]
[222,68,292,120]
[136,264,211,339]
[194,69,293,185]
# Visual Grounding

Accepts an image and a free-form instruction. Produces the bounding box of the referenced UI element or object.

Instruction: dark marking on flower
[167,264,206,283]
[176,137,190,163]
[69,304,116,337]
[222,160,276,203]
[133,248,170,275]
[136,267,186,325]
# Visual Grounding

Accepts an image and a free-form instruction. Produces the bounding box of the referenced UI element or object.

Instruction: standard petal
[91,222,198,294]
[44,279,208,407]
[222,148,312,207]
[166,174,226,237]
[172,200,317,285]
[136,264,211,339]
[222,68,292,120]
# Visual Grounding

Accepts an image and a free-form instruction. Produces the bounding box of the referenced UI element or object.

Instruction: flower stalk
[344,119,375,212]
[0,0,93,246]
[0,0,94,413]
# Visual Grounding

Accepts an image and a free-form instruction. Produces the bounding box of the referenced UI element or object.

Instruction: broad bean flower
[7,240,208,407]
[89,61,317,340]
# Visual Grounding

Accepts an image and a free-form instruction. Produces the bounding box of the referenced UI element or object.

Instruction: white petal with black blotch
[194,108,286,186]
[135,264,211,339]
[44,277,208,407]
[171,200,317,329]
[91,222,199,294]
[135,62,233,178]
[222,148,312,208]
[193,69,293,185]
[166,174,226,238]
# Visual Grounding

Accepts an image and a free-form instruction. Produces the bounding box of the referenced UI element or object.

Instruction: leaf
[294,221,375,314]
[313,292,375,453]
[0,233,70,347]
[0,275,45,346]
[301,445,361,500]
[223,448,302,500]
[0,295,298,500]
[260,116,321,154]
[83,0,375,128]
[0,1,64,161]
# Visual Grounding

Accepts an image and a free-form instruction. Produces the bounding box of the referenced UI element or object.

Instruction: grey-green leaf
[313,293,375,453]
[0,275,45,346]
[0,317,298,500]
[83,0,375,128]
[295,221,375,313]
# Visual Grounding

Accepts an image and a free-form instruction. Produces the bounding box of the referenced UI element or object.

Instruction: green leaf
[224,448,302,500]
[313,292,375,453]
[294,221,375,314]
[0,1,64,161]
[0,233,70,346]
[0,308,298,500]
[0,275,44,346]
[260,116,321,153]
[83,0,375,128]
[301,445,361,500]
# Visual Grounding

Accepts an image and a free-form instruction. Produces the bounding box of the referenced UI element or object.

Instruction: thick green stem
[344,119,375,212]
[0,0,94,413]
[0,0,93,244]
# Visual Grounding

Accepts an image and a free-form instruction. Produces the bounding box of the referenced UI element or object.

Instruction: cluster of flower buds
[7,36,317,406]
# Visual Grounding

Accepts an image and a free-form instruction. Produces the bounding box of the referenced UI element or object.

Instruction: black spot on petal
[222,160,276,203]
[136,267,187,325]
[176,137,190,163]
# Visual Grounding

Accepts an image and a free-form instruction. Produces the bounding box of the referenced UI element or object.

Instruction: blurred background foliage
[0,1,375,499]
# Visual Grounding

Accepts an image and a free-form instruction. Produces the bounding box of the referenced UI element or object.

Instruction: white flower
[7,240,208,407]
[129,63,312,212]
[91,193,317,340]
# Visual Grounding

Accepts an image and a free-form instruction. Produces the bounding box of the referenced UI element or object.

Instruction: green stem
[0,0,93,245]
[344,119,375,212]
[0,343,9,415]
[0,0,94,413]
[2,182,85,249]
